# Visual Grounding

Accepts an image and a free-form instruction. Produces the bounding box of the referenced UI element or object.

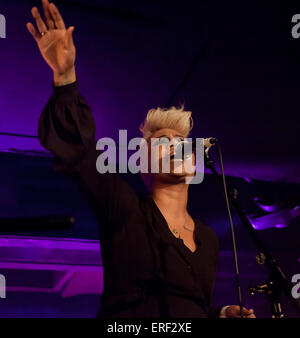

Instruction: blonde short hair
[139,105,193,140]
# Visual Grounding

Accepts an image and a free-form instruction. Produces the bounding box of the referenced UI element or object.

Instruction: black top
[38,81,220,318]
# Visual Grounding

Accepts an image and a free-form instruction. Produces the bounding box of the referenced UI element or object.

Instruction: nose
[170,137,180,146]
[169,145,175,156]
[170,137,181,149]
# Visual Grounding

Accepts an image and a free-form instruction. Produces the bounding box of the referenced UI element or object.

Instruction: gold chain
[171,224,193,238]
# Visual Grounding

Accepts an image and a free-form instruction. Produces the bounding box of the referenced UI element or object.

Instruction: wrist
[53,66,76,87]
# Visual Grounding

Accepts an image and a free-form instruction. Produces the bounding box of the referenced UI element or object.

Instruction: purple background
[0,0,299,183]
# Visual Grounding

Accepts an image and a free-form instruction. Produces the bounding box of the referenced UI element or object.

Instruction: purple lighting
[254,197,280,213]
[248,209,291,230]
[0,235,103,296]
[248,201,300,230]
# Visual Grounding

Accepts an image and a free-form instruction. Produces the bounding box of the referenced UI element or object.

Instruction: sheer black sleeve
[38,81,140,233]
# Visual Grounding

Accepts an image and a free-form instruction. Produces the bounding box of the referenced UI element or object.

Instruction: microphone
[174,137,218,159]
[204,137,218,149]
[204,137,218,156]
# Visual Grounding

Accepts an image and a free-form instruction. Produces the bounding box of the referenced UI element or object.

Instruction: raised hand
[26,0,76,85]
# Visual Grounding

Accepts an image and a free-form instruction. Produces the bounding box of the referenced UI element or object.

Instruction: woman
[26,0,255,318]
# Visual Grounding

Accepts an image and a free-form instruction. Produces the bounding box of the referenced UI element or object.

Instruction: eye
[173,136,184,144]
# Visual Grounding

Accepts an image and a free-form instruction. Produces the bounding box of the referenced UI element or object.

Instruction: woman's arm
[38,81,96,172]
[28,1,140,232]
[38,81,140,231]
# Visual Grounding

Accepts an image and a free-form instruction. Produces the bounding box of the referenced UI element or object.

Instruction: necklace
[170,214,194,238]
[172,224,193,237]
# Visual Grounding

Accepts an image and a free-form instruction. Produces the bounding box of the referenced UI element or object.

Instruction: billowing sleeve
[38,81,140,231]
[38,81,96,171]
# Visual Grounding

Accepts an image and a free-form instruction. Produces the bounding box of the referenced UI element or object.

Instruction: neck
[151,179,189,220]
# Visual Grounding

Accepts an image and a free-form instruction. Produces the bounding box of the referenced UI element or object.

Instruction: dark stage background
[0,0,299,317]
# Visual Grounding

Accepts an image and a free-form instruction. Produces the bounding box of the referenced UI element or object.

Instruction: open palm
[26,0,75,75]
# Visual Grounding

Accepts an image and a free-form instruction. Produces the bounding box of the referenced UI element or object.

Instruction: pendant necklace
[172,224,193,238]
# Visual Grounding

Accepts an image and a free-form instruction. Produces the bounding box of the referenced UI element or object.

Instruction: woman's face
[146,128,195,182]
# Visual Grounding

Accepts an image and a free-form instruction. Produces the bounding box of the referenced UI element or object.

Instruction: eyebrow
[156,134,184,139]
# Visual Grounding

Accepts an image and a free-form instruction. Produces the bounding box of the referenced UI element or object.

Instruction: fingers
[247,314,256,318]
[63,26,75,49]
[49,3,66,29]
[26,22,41,42]
[225,305,256,318]
[31,7,48,35]
[241,307,256,318]
[237,306,248,316]
[42,0,55,30]
[247,309,256,318]
[235,306,255,317]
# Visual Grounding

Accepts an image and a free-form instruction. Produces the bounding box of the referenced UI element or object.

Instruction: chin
[158,172,188,184]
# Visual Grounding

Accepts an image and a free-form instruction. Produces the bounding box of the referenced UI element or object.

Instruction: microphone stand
[204,148,300,318]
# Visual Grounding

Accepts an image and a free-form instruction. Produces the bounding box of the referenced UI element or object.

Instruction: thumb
[63,26,75,49]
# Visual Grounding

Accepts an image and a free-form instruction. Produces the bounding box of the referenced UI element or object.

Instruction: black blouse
[38,81,220,318]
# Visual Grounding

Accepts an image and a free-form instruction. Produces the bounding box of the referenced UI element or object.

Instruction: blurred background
[0,0,299,317]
